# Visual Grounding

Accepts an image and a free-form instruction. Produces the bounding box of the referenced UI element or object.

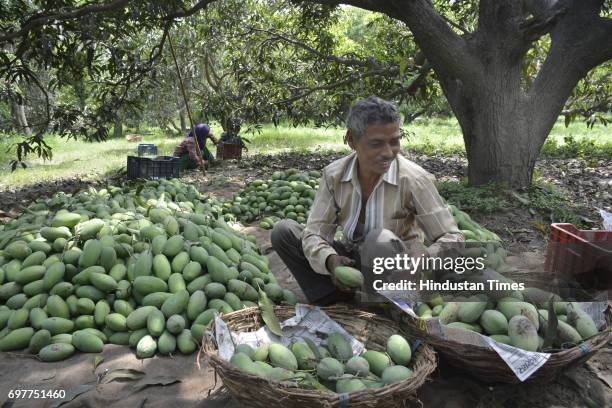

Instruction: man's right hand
[326,255,356,292]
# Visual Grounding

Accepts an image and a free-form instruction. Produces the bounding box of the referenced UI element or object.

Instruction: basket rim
[402,306,612,357]
[202,305,437,403]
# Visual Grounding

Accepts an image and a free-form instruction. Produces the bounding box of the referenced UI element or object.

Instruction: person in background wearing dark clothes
[174,123,218,170]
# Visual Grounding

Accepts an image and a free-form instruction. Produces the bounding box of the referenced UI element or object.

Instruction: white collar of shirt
[340,152,398,186]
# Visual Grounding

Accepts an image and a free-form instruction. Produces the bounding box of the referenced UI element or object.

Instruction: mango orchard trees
[1,0,610,187]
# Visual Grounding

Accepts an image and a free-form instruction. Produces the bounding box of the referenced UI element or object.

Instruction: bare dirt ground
[0,153,610,407]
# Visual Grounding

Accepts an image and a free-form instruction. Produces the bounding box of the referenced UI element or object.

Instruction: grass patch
[403,117,466,156]
[0,129,183,189]
[245,119,467,155]
[540,134,612,159]
[243,123,347,153]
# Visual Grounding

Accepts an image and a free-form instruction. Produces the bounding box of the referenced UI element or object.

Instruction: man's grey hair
[346,96,401,140]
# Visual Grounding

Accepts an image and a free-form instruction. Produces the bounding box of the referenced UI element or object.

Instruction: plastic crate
[216,142,242,160]
[127,156,180,180]
[544,223,612,294]
[138,143,158,157]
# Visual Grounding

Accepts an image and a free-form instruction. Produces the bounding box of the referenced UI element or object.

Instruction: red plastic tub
[216,143,243,160]
[544,223,611,295]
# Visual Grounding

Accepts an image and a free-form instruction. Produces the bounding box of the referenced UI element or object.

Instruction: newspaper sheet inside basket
[379,289,608,382]
[215,304,365,362]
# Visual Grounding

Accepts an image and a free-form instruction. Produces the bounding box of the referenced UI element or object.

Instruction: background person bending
[174,123,218,170]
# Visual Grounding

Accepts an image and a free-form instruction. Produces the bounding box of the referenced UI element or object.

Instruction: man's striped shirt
[302,152,463,275]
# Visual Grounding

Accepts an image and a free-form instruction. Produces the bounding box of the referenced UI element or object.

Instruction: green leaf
[93,354,104,371]
[399,59,406,76]
[101,368,146,383]
[543,298,558,350]
[303,337,321,360]
[258,289,282,336]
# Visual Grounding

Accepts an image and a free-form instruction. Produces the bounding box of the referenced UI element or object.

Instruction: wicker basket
[202,305,437,408]
[396,306,611,384]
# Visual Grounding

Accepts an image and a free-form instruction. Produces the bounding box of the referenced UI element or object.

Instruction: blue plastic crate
[138,144,158,157]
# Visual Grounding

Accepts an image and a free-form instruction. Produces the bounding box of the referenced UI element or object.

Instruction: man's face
[347,122,401,177]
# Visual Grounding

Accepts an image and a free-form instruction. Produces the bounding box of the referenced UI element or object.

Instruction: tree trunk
[179,108,186,133]
[168,119,182,134]
[434,1,552,188]
[113,114,123,139]
[11,101,32,136]
[74,82,87,111]
[444,61,542,188]
[460,100,538,187]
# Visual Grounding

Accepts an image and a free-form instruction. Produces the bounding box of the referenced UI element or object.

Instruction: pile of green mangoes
[0,178,297,361]
[228,332,415,393]
[449,204,502,243]
[448,204,515,273]
[219,169,320,228]
[416,288,601,352]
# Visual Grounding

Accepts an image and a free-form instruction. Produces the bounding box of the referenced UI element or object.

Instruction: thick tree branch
[163,0,217,20]
[385,61,432,100]
[530,16,612,104]
[148,23,171,64]
[402,109,426,123]
[520,0,568,41]
[590,17,612,66]
[522,0,562,19]
[207,52,225,88]
[406,62,432,95]
[202,51,222,94]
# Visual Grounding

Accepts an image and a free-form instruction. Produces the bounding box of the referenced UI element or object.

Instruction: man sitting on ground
[271,96,463,305]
